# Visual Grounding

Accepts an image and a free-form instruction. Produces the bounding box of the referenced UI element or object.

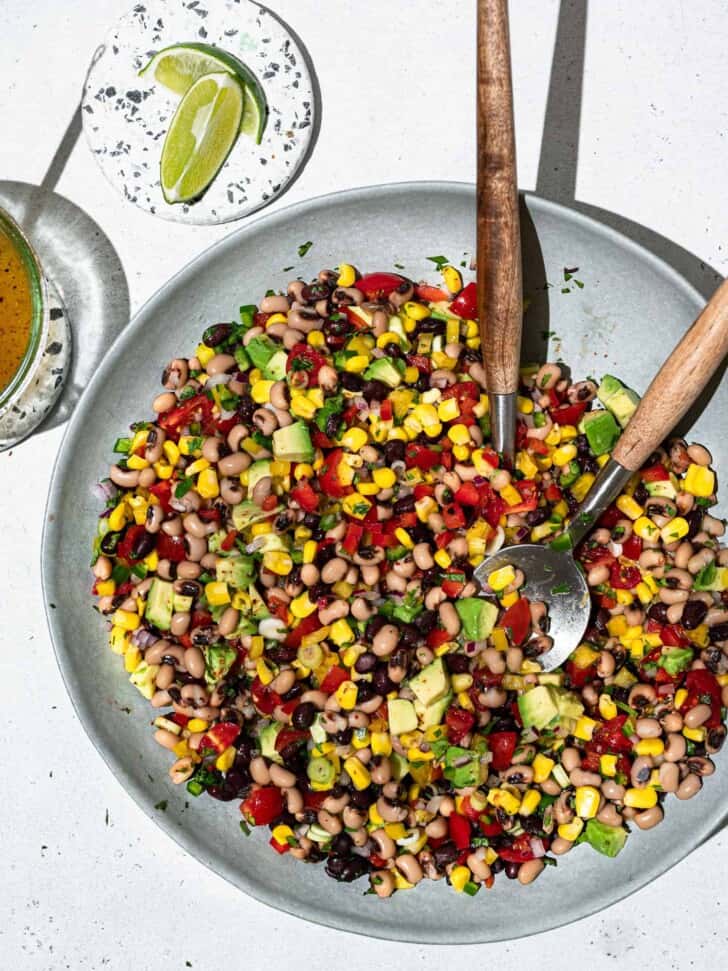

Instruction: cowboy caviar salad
[90,264,728,896]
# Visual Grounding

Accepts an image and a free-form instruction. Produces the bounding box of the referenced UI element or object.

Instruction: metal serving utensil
[475,276,728,671]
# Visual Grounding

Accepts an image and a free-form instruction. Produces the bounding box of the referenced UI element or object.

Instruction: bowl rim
[42,180,719,943]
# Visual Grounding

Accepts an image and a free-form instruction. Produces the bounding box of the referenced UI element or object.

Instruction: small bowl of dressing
[0,206,54,447]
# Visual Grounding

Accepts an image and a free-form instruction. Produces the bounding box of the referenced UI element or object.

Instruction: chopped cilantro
[154,800,168,811]
[426,255,449,268]
[298,240,313,258]
[175,477,194,499]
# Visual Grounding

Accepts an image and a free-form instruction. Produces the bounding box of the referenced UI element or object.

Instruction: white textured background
[2,1,727,968]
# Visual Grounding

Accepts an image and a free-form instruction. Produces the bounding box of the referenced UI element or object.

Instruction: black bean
[593,608,610,635]
[315,544,337,568]
[398,625,418,650]
[361,379,390,403]
[333,728,353,745]
[490,857,504,875]
[373,667,394,696]
[303,512,321,530]
[129,527,156,560]
[325,854,370,882]
[648,602,670,624]
[432,840,459,870]
[266,644,298,665]
[504,861,521,880]
[354,651,377,674]
[100,531,122,555]
[525,507,548,527]
[681,599,708,629]
[392,495,415,515]
[292,701,317,729]
[445,653,470,674]
[202,322,233,347]
[355,680,377,704]
[709,622,728,642]
[179,580,201,598]
[280,683,303,703]
[302,281,332,302]
[383,439,406,465]
[685,508,704,540]
[415,373,430,393]
[348,786,375,809]
[235,737,257,764]
[416,609,438,635]
[339,371,363,392]
[416,317,446,335]
[707,727,726,752]
[330,832,353,855]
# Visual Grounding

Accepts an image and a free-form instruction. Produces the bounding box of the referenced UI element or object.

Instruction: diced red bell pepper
[497,834,536,863]
[320,666,350,695]
[250,677,282,716]
[565,658,598,689]
[192,609,213,630]
[405,443,442,471]
[550,401,588,426]
[319,448,352,498]
[357,272,407,300]
[274,727,310,753]
[220,529,237,552]
[269,835,290,854]
[379,399,393,422]
[413,483,435,501]
[445,707,475,744]
[302,790,328,810]
[482,494,506,528]
[458,795,484,822]
[369,852,389,869]
[505,479,539,515]
[290,480,319,513]
[641,463,670,482]
[621,535,643,561]
[526,436,550,456]
[415,282,450,303]
[609,561,641,590]
[497,597,531,646]
[148,480,173,513]
[449,281,477,319]
[599,505,623,529]
[544,483,563,503]
[267,596,289,622]
[342,522,364,555]
[200,721,240,755]
[442,503,466,529]
[240,786,283,826]
[442,381,480,404]
[286,343,328,385]
[488,731,519,771]
[660,623,691,648]
[434,529,457,549]
[284,613,321,649]
[442,576,465,598]
[171,712,190,727]
[681,669,723,728]
[343,305,372,330]
[448,813,472,850]
[477,812,503,837]
[454,482,480,507]
[116,524,153,565]
[578,545,615,569]
[427,628,453,649]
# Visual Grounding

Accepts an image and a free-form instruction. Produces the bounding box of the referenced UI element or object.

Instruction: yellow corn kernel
[451,673,474,693]
[488,565,516,592]
[574,785,601,819]
[552,444,577,466]
[126,453,150,471]
[394,527,414,550]
[471,449,497,478]
[599,694,618,720]
[446,423,469,446]
[683,726,706,743]
[717,673,728,687]
[500,484,522,507]
[441,265,462,294]
[159,439,179,466]
[330,619,355,648]
[96,579,115,597]
[255,658,274,686]
[215,746,236,773]
[600,754,618,777]
[401,300,428,322]
[371,731,392,757]
[195,467,219,500]
[250,522,273,539]
[108,502,129,532]
[342,354,369,374]
[434,548,452,569]
[558,818,584,842]
[633,582,652,605]
[633,516,659,541]
[185,457,210,477]
[560,424,578,440]
[178,435,201,456]
[487,788,522,815]
[290,396,318,421]
[457,690,474,710]
[242,637,262,662]
[514,395,533,415]
[449,865,471,893]
[294,464,314,482]
[673,688,688,710]
[307,330,325,348]
[335,680,358,710]
[187,718,209,733]
[437,397,461,422]
[607,615,629,638]
[231,589,252,612]
[490,628,509,652]
[634,738,664,757]
[205,581,230,606]
[340,755,369,791]
[660,517,689,544]
[194,342,214,366]
[518,789,542,817]
[571,473,595,502]
[616,495,644,520]
[108,625,129,655]
[624,787,658,809]
[530,522,556,542]
[368,467,394,490]
[574,716,598,741]
[532,753,555,783]
[336,263,356,287]
[500,591,519,608]
[571,644,600,668]
[355,481,378,496]
[683,463,715,497]
[301,540,317,565]
[516,451,539,479]
[251,379,274,405]
[112,609,140,632]
[263,551,293,576]
[124,646,142,672]
[451,444,469,462]
[341,493,371,519]
[153,460,174,480]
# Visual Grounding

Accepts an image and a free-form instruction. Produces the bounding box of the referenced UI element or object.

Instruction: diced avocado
[390,752,410,781]
[173,593,194,613]
[216,555,255,590]
[409,657,450,707]
[455,598,499,641]
[613,666,638,688]
[415,691,453,729]
[694,563,728,592]
[442,745,485,788]
[584,818,628,858]
[129,660,157,699]
[307,756,335,787]
[387,698,418,735]
[272,421,314,463]
[387,316,411,349]
[204,644,237,684]
[657,647,694,676]
[207,528,228,553]
[538,672,564,687]
[232,500,280,531]
[245,335,278,370]
[259,722,283,764]
[247,460,272,497]
[518,685,561,730]
[263,350,288,381]
[556,690,584,721]
[145,577,174,631]
[645,479,678,500]
[310,713,328,745]
[364,357,402,388]
[248,584,269,619]
[582,409,619,456]
[597,374,640,428]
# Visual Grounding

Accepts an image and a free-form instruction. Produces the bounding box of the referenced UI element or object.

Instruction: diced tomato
[157,393,213,437]
[497,833,535,863]
[267,596,289,622]
[565,659,598,689]
[284,613,321,649]
[442,503,466,529]
[526,436,550,456]
[609,561,641,590]
[240,787,283,826]
[254,311,271,329]
[405,443,442,471]
[449,281,477,319]
[660,623,691,648]
[550,401,588,426]
[621,535,643,561]
[488,731,519,771]
[405,353,432,374]
[320,666,350,695]
[448,813,472,850]
[116,524,153,565]
[600,594,617,610]
[171,712,190,727]
[497,597,531,646]
[598,505,623,529]
[148,480,173,513]
[367,526,395,548]
[357,272,407,300]
[641,463,670,482]
[286,343,328,385]
[477,812,503,837]
[198,508,221,524]
[505,479,539,515]
[681,670,723,728]
[319,448,352,498]
[482,493,506,528]
[302,790,328,811]
[250,677,282,716]
[454,482,480,507]
[369,853,389,869]
[200,722,240,755]
[442,577,465,598]
[274,727,309,753]
[442,381,479,404]
[445,707,475,744]
[578,544,615,569]
[413,483,435,501]
[312,429,335,449]
[152,530,184,564]
[434,529,456,549]
[458,795,483,823]
[379,399,393,422]
[343,305,372,330]
[589,715,633,755]
[427,628,453,649]
[220,529,237,552]
[415,282,450,303]
[342,522,364,555]
[290,480,319,513]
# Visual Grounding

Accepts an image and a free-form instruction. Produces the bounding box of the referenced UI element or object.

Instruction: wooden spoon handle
[613,276,728,471]
[476,0,522,395]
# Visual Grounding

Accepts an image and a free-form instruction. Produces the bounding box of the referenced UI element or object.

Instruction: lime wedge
[140,41,268,143]
[160,72,243,204]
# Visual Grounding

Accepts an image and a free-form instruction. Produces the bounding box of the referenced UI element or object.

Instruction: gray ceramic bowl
[42,182,727,943]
